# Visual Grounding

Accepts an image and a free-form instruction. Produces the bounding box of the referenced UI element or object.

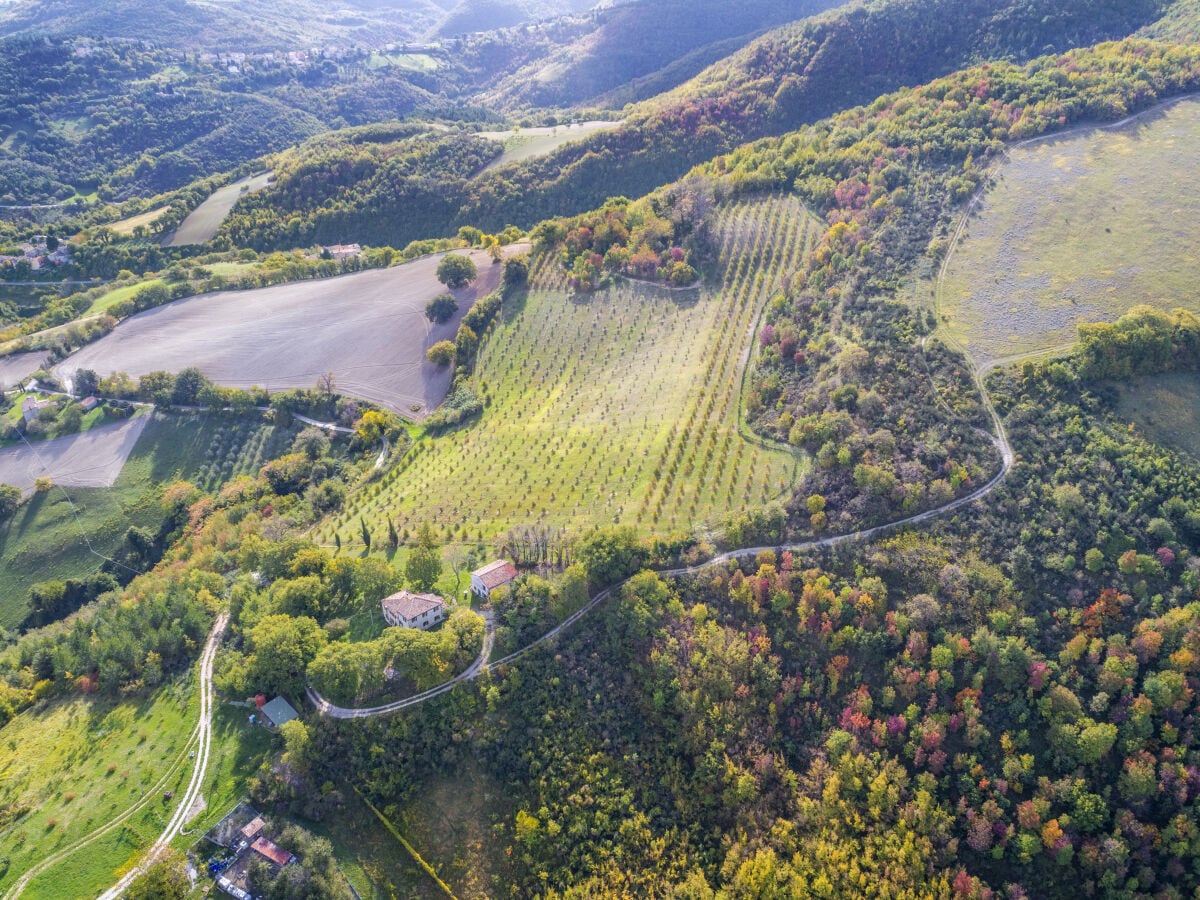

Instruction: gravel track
[95,613,227,900]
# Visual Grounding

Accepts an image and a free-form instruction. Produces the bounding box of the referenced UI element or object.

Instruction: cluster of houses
[204,804,294,899]
[378,558,518,630]
[322,243,362,260]
[0,237,70,271]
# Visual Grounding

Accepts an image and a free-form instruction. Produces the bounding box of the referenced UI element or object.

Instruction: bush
[425,292,458,324]
[427,340,455,366]
[436,253,477,289]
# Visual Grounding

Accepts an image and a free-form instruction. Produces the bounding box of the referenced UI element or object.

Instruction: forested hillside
[481,0,845,109]
[275,43,1200,897]
[220,0,1168,252]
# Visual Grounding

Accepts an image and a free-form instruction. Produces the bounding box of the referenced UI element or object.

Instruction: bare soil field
[0,413,148,494]
[0,349,48,388]
[58,249,510,418]
[166,171,274,247]
[938,97,1200,367]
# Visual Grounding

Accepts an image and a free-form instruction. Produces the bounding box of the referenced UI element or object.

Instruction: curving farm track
[92,613,227,900]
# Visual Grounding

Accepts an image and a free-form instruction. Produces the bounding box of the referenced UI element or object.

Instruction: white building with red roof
[470,559,518,600]
[381,590,447,629]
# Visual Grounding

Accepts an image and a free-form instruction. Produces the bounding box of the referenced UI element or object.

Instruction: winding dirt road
[310,398,1013,720]
[93,613,227,900]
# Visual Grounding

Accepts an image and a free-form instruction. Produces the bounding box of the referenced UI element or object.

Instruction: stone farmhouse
[381,589,447,629]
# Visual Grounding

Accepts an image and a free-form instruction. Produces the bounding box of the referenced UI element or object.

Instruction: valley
[3,2,1200,898]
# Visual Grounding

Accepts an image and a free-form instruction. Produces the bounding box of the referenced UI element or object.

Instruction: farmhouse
[381,589,447,629]
[21,397,53,423]
[324,243,362,260]
[471,559,518,600]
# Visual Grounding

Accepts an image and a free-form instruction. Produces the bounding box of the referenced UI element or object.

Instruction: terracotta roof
[251,837,292,868]
[381,590,445,621]
[472,560,518,591]
[240,816,265,840]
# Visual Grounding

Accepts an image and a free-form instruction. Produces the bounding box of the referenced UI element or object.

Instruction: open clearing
[0,413,297,629]
[1110,373,1200,461]
[58,249,507,419]
[324,194,810,547]
[0,351,48,388]
[106,205,168,236]
[479,120,619,170]
[165,171,273,247]
[938,97,1200,367]
[0,414,149,495]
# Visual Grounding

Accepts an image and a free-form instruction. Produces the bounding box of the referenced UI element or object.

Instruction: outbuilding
[470,559,518,600]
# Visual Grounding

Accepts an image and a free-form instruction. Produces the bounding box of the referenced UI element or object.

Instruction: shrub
[425,292,458,324]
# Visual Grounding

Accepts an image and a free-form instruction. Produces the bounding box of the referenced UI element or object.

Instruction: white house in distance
[471,559,518,600]
[381,590,447,630]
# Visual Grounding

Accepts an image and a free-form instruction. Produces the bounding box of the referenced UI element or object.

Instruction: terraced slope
[324,193,813,547]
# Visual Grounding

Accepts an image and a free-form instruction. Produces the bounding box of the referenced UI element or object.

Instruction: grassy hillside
[323,193,811,548]
[938,96,1200,367]
[0,413,297,629]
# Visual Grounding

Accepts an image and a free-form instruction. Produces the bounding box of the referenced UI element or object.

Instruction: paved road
[309,391,1014,720]
[95,613,228,900]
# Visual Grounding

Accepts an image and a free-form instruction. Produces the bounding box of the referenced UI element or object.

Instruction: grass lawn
[324,194,811,549]
[0,678,196,898]
[938,96,1200,368]
[0,412,298,629]
[1109,372,1200,461]
[0,391,120,447]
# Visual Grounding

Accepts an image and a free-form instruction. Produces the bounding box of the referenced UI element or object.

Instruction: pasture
[0,681,194,898]
[165,171,273,247]
[0,413,298,629]
[59,249,506,419]
[938,97,1200,367]
[106,205,168,236]
[479,120,619,170]
[324,194,811,547]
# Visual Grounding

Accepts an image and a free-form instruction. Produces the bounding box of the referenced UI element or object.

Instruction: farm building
[381,589,447,629]
[260,696,299,728]
[240,816,265,843]
[324,243,362,260]
[79,396,99,412]
[471,560,518,599]
[252,836,294,868]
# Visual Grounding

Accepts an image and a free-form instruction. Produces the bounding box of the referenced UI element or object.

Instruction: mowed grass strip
[938,96,1200,368]
[327,194,812,546]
